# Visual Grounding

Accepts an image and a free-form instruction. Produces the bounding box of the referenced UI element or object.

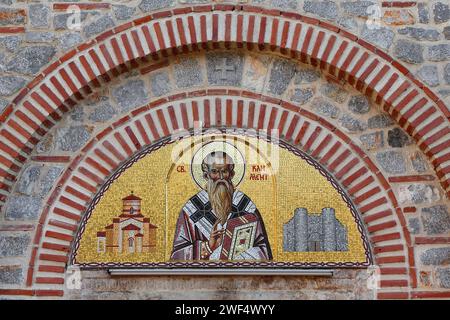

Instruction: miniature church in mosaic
[96,192,157,254]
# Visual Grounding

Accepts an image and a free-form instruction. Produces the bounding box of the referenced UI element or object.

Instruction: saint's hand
[208,221,225,252]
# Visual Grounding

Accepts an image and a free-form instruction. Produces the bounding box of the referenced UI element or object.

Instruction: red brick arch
[0,4,448,299]
[27,90,413,299]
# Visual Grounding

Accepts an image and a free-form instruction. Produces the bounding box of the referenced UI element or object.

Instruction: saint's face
[206,162,233,183]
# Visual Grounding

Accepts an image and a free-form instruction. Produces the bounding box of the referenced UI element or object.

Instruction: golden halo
[191,141,246,190]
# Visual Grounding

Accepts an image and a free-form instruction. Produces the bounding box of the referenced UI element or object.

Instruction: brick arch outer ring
[30,90,413,300]
[0,5,448,207]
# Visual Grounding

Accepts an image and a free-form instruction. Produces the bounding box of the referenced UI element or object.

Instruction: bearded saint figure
[170,151,272,261]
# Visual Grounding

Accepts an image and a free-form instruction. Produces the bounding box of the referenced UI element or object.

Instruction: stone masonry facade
[0,0,448,300]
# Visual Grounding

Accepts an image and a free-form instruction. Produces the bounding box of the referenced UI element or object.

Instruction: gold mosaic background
[76,134,367,264]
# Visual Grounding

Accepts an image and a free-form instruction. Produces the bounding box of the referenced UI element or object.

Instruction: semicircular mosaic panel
[72,131,371,269]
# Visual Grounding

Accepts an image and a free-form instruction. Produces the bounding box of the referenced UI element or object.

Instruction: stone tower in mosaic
[283,207,348,252]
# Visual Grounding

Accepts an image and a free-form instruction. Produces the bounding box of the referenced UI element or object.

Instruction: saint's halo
[190,140,246,190]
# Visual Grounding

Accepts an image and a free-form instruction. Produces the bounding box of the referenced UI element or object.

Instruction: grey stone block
[438,89,450,97]
[428,44,450,61]
[0,36,22,52]
[433,2,449,24]
[112,79,148,112]
[5,195,41,220]
[418,3,429,23]
[6,46,56,75]
[437,268,450,288]
[394,40,424,64]
[89,101,117,122]
[341,1,376,17]
[39,166,63,198]
[0,266,23,285]
[69,106,85,122]
[0,98,8,113]
[444,26,450,40]
[53,12,91,31]
[421,205,450,235]
[339,114,367,132]
[15,164,62,199]
[348,95,370,114]
[150,71,172,97]
[320,83,348,103]
[16,165,41,196]
[174,57,203,88]
[36,133,54,154]
[267,58,296,95]
[304,1,338,20]
[25,32,54,43]
[388,128,411,148]
[401,184,440,205]
[294,69,320,84]
[420,247,450,265]
[398,27,441,41]
[113,5,136,20]
[445,63,450,85]
[55,126,92,152]
[0,8,25,25]
[368,113,395,128]
[271,0,298,10]
[290,88,314,105]
[312,98,340,119]
[59,32,84,51]
[376,151,406,174]
[29,4,50,29]
[0,234,30,257]
[416,65,440,87]
[337,16,359,31]
[408,218,420,234]
[0,52,5,73]
[139,0,175,12]
[84,15,115,39]
[410,152,428,173]
[361,24,395,50]
[359,131,384,150]
[0,76,26,96]
[206,52,244,87]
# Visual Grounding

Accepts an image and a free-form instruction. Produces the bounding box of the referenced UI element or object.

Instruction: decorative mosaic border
[71,128,372,269]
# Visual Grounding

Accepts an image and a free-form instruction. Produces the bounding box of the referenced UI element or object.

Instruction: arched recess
[0,4,448,210]
[29,91,412,299]
[0,4,447,300]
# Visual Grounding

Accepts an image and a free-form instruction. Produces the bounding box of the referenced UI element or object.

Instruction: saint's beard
[206,178,234,225]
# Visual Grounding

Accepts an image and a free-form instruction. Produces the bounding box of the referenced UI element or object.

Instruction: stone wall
[65,269,374,299]
[0,0,448,112]
[0,0,448,299]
